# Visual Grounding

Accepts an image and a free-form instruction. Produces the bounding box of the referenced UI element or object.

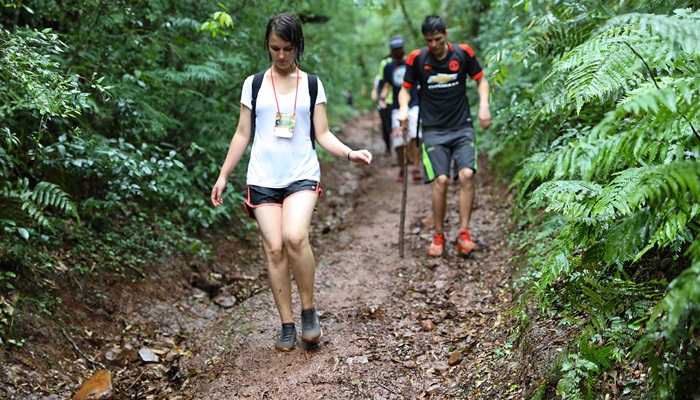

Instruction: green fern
[529,180,601,222]
[643,234,700,344]
[633,161,700,205]
[591,168,647,218]
[526,8,600,61]
[486,4,700,398]
[0,179,78,239]
[161,61,227,85]
[527,162,699,266]
[610,9,700,58]
[547,26,665,114]
[516,76,699,192]
[616,76,700,116]
[637,203,699,259]
[544,9,700,115]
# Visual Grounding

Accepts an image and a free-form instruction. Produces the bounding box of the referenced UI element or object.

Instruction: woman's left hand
[348,149,372,165]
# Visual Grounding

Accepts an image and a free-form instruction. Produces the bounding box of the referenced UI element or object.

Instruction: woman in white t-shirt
[211,13,372,352]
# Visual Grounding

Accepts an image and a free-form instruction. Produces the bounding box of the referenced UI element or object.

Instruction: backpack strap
[415,47,429,77]
[449,42,467,65]
[250,71,266,141]
[308,74,318,150]
[413,48,429,146]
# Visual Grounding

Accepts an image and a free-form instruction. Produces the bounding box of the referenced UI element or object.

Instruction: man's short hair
[421,15,446,35]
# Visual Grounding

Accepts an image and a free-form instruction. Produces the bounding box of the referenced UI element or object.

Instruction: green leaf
[17,227,29,240]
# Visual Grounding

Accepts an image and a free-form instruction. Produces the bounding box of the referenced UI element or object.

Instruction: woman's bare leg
[280,192,318,310]
[254,205,293,324]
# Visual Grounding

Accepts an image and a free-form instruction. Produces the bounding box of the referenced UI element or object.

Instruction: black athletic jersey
[403,43,484,130]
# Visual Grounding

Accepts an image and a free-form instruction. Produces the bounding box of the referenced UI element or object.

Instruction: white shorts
[391,106,419,149]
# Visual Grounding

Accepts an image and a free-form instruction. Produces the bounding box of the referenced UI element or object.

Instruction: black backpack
[250,71,319,149]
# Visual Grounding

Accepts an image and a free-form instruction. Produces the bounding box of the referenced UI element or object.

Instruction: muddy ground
[0,113,563,399]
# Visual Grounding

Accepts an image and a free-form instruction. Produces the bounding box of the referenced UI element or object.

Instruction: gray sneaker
[275,323,296,351]
[301,308,323,344]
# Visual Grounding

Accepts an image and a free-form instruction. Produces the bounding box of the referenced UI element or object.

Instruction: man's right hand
[396,108,409,129]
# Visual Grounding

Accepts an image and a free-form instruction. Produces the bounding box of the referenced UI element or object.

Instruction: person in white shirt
[211,13,372,351]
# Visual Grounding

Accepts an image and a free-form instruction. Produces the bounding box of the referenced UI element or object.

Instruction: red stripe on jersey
[406,49,421,67]
[472,70,484,81]
[459,44,475,57]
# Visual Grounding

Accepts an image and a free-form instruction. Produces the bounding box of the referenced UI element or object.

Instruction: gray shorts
[421,126,477,182]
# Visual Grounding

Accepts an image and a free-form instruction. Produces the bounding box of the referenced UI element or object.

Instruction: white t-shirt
[241,72,327,188]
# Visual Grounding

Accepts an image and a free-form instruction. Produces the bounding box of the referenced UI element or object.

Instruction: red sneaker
[454,229,477,255]
[397,170,404,183]
[412,169,423,182]
[428,233,445,257]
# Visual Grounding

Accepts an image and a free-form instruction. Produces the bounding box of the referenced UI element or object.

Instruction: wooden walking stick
[399,125,408,258]
[371,108,378,150]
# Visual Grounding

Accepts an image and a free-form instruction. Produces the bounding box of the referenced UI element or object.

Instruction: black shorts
[244,179,322,220]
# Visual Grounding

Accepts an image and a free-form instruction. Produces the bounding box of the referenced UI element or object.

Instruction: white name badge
[275,113,296,138]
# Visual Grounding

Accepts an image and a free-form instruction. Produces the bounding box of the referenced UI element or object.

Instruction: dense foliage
[481,0,700,398]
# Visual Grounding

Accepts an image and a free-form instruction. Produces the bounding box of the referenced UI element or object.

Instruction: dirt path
[178,113,524,399]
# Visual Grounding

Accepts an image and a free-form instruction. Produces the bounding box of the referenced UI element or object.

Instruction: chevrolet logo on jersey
[427,73,458,84]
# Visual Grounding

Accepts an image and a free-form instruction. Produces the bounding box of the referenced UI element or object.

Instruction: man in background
[371,51,393,157]
[379,35,422,183]
[397,15,491,257]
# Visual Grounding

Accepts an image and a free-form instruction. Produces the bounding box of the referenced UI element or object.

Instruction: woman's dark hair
[421,15,446,35]
[264,13,305,63]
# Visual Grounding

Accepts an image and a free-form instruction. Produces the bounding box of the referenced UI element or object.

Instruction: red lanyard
[270,66,300,115]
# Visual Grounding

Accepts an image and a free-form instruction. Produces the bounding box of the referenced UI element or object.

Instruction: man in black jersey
[397,15,491,257]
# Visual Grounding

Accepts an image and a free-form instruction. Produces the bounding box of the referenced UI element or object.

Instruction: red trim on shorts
[243,186,278,220]
[243,183,323,220]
